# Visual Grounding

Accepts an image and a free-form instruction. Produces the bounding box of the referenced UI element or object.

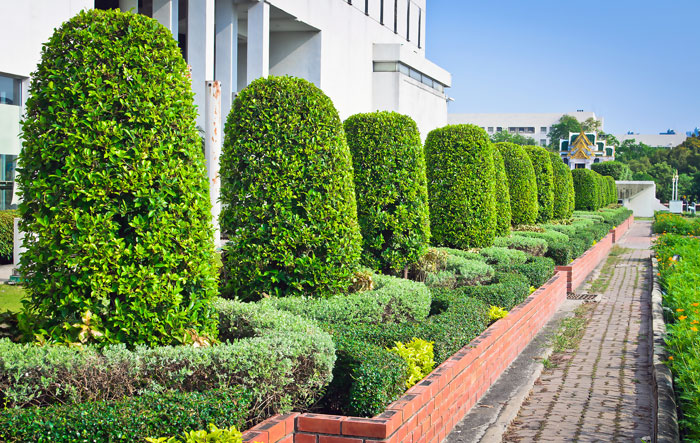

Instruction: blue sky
[426,0,700,135]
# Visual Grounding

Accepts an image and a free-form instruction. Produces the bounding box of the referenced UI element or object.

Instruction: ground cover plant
[654,233,700,439]
[344,111,430,276]
[18,8,218,347]
[425,125,496,248]
[219,76,362,300]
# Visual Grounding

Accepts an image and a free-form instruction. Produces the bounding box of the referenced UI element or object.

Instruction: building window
[526,127,535,133]
[575,163,585,169]
[540,139,547,146]
[496,127,502,132]
[0,75,21,106]
[488,127,494,133]
[540,126,547,133]
[372,61,445,94]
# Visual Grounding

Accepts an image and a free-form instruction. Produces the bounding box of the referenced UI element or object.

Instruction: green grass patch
[0,284,26,313]
[552,303,594,353]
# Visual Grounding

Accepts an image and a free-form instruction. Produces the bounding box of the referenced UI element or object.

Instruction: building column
[246,1,269,84]
[188,0,215,129]
[119,0,138,12]
[153,0,179,39]
[215,0,238,121]
[205,81,222,248]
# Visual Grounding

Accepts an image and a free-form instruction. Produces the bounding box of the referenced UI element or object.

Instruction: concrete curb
[650,258,680,443]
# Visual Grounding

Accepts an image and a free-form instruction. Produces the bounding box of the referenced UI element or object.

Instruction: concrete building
[617,181,667,217]
[0,0,452,212]
[448,110,601,147]
[613,132,687,148]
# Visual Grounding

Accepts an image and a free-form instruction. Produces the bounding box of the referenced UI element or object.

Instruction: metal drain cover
[567,292,598,300]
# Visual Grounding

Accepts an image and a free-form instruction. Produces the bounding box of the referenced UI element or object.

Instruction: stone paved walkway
[503,221,654,442]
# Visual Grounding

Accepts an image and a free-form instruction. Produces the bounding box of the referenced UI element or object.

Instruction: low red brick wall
[242,272,568,443]
[556,215,634,292]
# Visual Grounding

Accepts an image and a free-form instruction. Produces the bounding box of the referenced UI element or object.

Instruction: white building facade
[448,110,601,147]
[613,133,687,148]
[0,0,452,211]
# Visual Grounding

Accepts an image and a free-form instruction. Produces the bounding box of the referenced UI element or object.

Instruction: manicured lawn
[0,284,26,312]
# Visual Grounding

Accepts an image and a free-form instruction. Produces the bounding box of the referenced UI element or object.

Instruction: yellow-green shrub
[388,338,436,388]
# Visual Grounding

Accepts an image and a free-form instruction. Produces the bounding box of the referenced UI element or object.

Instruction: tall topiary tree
[595,172,606,208]
[344,111,430,276]
[572,169,600,210]
[549,152,574,219]
[605,175,617,205]
[493,148,512,236]
[425,125,496,249]
[219,76,362,300]
[495,142,538,226]
[18,9,218,346]
[524,145,554,222]
[591,161,632,181]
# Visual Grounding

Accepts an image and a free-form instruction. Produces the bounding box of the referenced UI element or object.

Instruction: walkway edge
[650,257,680,443]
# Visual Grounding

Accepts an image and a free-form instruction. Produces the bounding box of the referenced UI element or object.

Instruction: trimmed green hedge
[18,9,218,346]
[479,246,529,266]
[0,210,15,264]
[425,256,494,288]
[458,272,530,310]
[549,152,574,219]
[0,387,252,443]
[524,146,554,223]
[591,161,631,181]
[572,168,601,210]
[493,148,512,236]
[495,142,538,225]
[425,125,496,248]
[604,175,617,205]
[494,235,548,256]
[344,112,430,275]
[496,256,555,288]
[0,300,334,417]
[220,76,362,300]
[513,230,571,265]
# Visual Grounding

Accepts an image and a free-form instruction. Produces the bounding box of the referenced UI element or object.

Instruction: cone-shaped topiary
[425,125,496,249]
[572,169,601,210]
[548,152,575,219]
[493,148,512,236]
[494,142,538,226]
[18,9,218,347]
[344,111,430,275]
[219,76,362,300]
[524,145,554,223]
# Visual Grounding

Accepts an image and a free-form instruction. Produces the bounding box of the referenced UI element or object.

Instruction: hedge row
[572,168,616,210]
[524,145,554,223]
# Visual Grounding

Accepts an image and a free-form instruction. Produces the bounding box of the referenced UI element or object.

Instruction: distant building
[686,128,699,137]
[559,131,614,169]
[448,110,601,147]
[613,132,687,148]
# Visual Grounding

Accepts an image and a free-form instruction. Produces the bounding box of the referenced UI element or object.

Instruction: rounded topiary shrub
[493,148,512,236]
[344,111,430,275]
[494,142,538,226]
[425,125,496,249]
[18,9,217,346]
[591,161,632,181]
[572,169,600,210]
[548,152,574,219]
[219,76,362,300]
[524,145,554,223]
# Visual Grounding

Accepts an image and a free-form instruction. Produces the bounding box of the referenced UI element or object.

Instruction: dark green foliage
[425,125,496,248]
[595,173,606,208]
[591,161,632,180]
[459,272,530,310]
[18,9,217,346]
[493,149,512,235]
[513,230,571,265]
[0,210,15,264]
[479,246,529,266]
[524,146,555,222]
[0,387,252,443]
[605,176,617,204]
[219,76,362,300]
[344,112,430,274]
[494,235,548,256]
[497,256,556,287]
[495,142,538,225]
[572,168,601,210]
[436,248,486,262]
[1,300,334,414]
[549,152,574,219]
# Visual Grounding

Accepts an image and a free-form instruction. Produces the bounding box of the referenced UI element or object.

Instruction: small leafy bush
[479,246,529,266]
[18,8,218,347]
[572,169,602,210]
[494,235,547,256]
[459,272,530,310]
[513,230,571,265]
[591,161,632,181]
[495,142,538,225]
[0,387,252,443]
[0,300,334,417]
[344,112,430,275]
[388,338,436,388]
[437,247,486,262]
[524,145,554,222]
[493,148,512,235]
[147,424,243,443]
[445,255,494,286]
[219,76,362,300]
[549,152,574,219]
[497,256,556,287]
[0,210,16,264]
[488,306,509,323]
[425,270,459,289]
[425,125,496,248]
[410,247,449,282]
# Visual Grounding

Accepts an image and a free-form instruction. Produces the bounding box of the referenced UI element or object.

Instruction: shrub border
[651,257,680,443]
[240,215,635,443]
